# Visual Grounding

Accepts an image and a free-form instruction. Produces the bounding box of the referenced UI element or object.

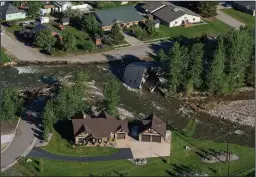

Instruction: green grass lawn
[157,19,231,39]
[220,8,255,25]
[0,47,12,63]
[3,132,255,176]
[40,130,118,157]
[5,25,23,34]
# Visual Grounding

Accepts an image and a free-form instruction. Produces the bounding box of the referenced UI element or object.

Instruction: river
[0,63,255,147]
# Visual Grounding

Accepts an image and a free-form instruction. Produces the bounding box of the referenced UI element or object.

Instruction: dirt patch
[1,119,18,135]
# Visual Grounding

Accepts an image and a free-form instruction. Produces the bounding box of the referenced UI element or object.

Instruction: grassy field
[3,132,255,176]
[0,47,12,63]
[156,19,231,39]
[220,8,255,25]
[41,129,118,157]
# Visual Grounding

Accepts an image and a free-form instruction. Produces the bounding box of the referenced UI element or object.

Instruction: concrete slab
[1,134,14,144]
[116,131,171,159]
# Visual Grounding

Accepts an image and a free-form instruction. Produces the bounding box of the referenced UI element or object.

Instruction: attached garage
[117,133,126,139]
[152,135,161,143]
[141,134,151,142]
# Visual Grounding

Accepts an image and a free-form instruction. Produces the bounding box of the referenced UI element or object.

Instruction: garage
[152,135,161,143]
[117,133,126,139]
[141,134,151,142]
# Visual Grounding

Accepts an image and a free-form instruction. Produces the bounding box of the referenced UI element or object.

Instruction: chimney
[82,111,86,119]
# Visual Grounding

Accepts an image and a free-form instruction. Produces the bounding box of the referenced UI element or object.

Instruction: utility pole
[226,124,230,177]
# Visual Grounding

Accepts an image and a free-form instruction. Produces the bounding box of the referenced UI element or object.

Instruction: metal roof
[95,5,144,27]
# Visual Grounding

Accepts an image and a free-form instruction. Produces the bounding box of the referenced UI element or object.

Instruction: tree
[155,48,168,62]
[80,40,95,52]
[0,87,23,120]
[102,35,114,46]
[27,1,43,18]
[35,29,56,54]
[43,101,55,133]
[167,42,184,95]
[183,119,196,137]
[186,43,204,95]
[110,23,124,45]
[207,37,227,95]
[12,1,21,8]
[129,25,144,39]
[63,6,81,18]
[196,2,218,18]
[60,31,76,52]
[103,76,120,116]
[144,20,156,36]
[80,14,99,34]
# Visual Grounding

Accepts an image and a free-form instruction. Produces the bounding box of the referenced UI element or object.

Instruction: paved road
[28,147,133,162]
[1,27,164,63]
[1,119,38,171]
[216,6,245,29]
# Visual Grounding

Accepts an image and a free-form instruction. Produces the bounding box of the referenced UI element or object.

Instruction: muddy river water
[0,63,255,147]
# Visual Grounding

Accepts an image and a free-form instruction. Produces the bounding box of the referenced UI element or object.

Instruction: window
[78,138,84,143]
[175,21,178,24]
[193,18,195,21]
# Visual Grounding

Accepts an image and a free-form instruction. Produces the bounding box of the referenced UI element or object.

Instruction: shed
[94,35,102,46]
[60,17,70,25]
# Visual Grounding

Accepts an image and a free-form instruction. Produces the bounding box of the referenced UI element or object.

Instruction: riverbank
[186,87,255,127]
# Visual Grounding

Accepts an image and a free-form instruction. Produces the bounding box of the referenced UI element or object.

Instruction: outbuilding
[60,17,69,25]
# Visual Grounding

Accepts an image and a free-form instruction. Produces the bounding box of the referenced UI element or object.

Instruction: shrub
[102,35,114,46]
[80,40,95,52]
[183,119,197,137]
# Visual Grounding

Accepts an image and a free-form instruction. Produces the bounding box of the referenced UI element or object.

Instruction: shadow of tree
[53,120,74,144]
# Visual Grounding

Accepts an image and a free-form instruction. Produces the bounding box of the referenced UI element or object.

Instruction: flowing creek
[0,63,255,147]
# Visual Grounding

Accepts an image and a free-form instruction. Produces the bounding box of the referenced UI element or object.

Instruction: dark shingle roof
[233,1,255,11]
[72,111,129,138]
[31,24,49,34]
[153,3,200,23]
[141,2,166,13]
[0,2,24,15]
[141,114,166,137]
[95,5,144,27]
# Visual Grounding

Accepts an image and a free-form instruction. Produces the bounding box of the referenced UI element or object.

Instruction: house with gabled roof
[232,1,255,16]
[0,2,26,21]
[141,1,166,14]
[72,111,129,145]
[95,5,145,31]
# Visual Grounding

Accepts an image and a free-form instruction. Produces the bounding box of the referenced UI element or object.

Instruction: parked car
[39,17,49,24]
[1,30,4,35]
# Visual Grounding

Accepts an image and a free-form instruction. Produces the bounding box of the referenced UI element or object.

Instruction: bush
[79,40,95,52]
[102,35,114,46]
[183,119,197,137]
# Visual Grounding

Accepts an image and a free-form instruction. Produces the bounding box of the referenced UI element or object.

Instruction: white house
[0,3,26,21]
[152,3,201,28]
[53,1,72,12]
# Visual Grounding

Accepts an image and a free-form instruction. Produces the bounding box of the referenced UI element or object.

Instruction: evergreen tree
[81,13,99,34]
[155,48,167,62]
[207,37,226,94]
[197,2,218,18]
[0,87,23,120]
[27,1,43,18]
[35,29,56,54]
[60,31,76,52]
[103,76,120,116]
[186,43,204,95]
[110,23,124,45]
[167,42,184,95]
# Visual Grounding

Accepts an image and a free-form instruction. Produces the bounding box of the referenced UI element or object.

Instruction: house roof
[0,2,25,15]
[141,114,166,137]
[31,24,49,34]
[153,3,200,23]
[123,62,154,88]
[72,111,129,138]
[95,5,144,27]
[141,2,166,13]
[233,1,255,11]
[61,17,69,23]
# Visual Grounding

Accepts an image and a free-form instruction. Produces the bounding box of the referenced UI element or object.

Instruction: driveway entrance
[123,32,144,46]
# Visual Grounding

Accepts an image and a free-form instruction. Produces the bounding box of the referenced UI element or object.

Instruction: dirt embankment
[1,120,18,135]
[186,87,255,127]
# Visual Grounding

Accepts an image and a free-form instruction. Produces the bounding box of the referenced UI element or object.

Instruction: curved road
[28,147,133,162]
[1,119,38,171]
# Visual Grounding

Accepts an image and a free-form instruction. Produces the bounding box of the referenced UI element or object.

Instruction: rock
[234,130,245,135]
[185,146,191,151]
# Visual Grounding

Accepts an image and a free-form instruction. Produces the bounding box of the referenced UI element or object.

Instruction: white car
[1,30,4,35]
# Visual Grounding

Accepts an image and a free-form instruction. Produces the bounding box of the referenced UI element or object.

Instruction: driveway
[116,131,171,159]
[27,147,133,162]
[216,6,245,29]
[123,32,144,46]
[1,119,38,171]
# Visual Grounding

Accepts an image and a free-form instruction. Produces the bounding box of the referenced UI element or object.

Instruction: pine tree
[186,43,204,95]
[207,37,226,94]
[110,23,124,45]
[167,42,184,95]
[103,76,120,116]
[60,31,76,52]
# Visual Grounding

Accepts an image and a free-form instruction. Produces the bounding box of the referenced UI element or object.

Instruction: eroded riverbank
[0,63,255,147]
